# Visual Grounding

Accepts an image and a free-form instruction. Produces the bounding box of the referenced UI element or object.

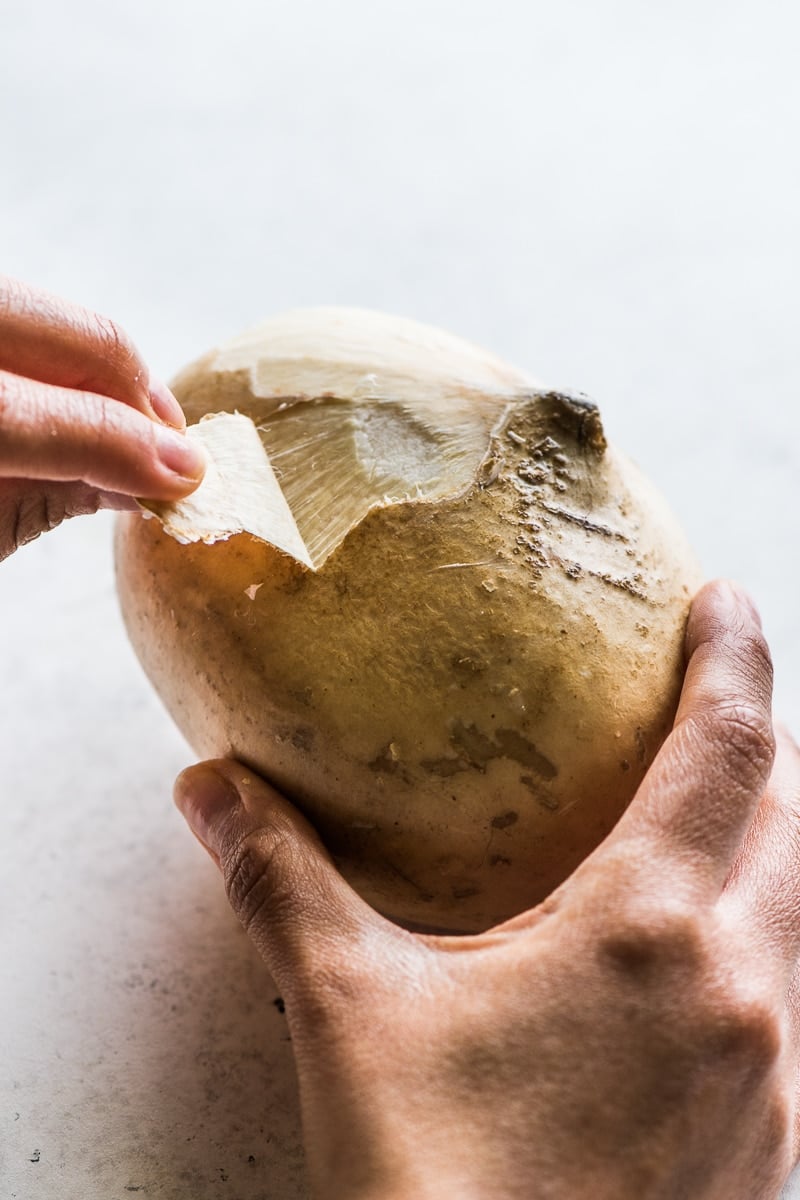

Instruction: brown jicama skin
[117,308,703,930]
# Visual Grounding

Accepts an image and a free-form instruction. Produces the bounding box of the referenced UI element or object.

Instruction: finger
[0,274,185,429]
[0,370,205,497]
[719,726,800,976]
[0,478,138,561]
[0,478,99,559]
[608,580,775,897]
[174,760,394,995]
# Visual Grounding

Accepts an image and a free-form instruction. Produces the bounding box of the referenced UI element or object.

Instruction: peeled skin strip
[117,308,703,932]
[140,413,312,567]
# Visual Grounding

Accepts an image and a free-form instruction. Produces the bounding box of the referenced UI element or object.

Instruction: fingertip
[154,425,207,491]
[174,761,241,852]
[679,577,774,735]
[686,579,763,656]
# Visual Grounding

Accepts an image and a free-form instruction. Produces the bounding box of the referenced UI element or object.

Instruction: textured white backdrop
[2,2,800,1196]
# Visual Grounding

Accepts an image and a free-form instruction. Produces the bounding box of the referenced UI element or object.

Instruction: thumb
[173,759,383,989]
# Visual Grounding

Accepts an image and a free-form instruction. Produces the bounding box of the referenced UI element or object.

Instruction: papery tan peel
[168,308,538,567]
[140,413,312,567]
[117,308,703,933]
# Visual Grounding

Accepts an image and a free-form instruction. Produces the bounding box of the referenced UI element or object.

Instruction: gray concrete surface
[1,1,799,1196]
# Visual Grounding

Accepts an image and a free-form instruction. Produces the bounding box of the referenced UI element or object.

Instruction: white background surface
[1,2,799,1196]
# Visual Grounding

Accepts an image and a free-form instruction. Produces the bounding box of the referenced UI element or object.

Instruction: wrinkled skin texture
[0,274,205,561]
[176,583,800,1200]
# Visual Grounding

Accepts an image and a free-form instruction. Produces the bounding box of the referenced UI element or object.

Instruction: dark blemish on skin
[452,884,481,900]
[520,776,560,811]
[450,722,557,780]
[491,811,519,830]
[635,727,647,763]
[422,755,468,777]
[273,996,286,1014]
[291,727,315,752]
[494,729,556,777]
[490,854,512,868]
[30,1150,40,1163]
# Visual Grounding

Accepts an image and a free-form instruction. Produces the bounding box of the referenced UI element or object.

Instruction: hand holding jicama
[174,583,799,1200]
[117,308,703,931]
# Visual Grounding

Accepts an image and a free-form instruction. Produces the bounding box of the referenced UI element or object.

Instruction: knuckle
[597,899,709,978]
[220,827,372,1028]
[718,701,776,772]
[599,902,785,1076]
[709,989,783,1075]
[693,701,775,779]
[93,313,141,384]
[223,828,295,937]
[0,487,68,559]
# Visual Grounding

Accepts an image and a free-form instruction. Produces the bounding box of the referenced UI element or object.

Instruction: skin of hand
[174,581,800,1200]
[0,275,206,561]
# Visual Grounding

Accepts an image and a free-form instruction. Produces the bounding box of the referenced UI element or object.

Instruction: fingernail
[156,427,207,482]
[174,764,240,850]
[149,379,186,430]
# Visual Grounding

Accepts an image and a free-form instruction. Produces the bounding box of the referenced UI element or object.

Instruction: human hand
[0,275,206,561]
[175,581,798,1200]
